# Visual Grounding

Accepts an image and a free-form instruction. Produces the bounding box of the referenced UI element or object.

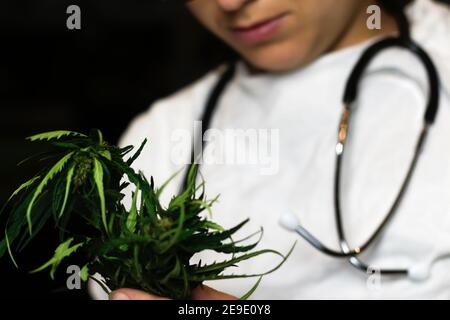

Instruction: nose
[216,0,254,12]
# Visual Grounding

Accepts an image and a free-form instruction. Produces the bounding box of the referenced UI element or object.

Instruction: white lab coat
[92,0,450,299]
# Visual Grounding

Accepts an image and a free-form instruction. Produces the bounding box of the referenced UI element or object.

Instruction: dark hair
[378,0,414,36]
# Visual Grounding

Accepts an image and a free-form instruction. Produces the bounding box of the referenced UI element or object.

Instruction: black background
[0,0,232,300]
[0,0,449,300]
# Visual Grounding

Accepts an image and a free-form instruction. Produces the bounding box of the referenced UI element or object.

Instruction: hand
[109,285,237,300]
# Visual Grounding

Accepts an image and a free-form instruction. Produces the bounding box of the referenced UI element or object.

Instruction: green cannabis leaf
[0,129,294,299]
[30,238,85,280]
[27,130,87,142]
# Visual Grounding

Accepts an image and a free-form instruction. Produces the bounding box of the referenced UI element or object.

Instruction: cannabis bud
[0,130,293,299]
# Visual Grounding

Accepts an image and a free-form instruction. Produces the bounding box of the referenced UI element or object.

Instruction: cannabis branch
[0,130,293,299]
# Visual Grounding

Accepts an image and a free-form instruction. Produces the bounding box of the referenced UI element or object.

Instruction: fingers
[191,285,238,300]
[109,288,170,300]
[109,285,237,300]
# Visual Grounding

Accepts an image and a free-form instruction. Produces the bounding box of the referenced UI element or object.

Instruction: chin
[238,39,315,74]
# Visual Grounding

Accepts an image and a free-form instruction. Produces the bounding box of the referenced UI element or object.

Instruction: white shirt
[95,0,450,299]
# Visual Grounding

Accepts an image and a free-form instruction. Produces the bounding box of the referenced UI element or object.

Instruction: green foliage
[92,158,107,234]
[0,129,294,299]
[4,230,18,268]
[7,176,41,203]
[26,152,74,234]
[30,238,85,280]
[27,130,87,142]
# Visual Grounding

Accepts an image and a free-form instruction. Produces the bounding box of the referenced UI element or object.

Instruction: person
[94,0,450,299]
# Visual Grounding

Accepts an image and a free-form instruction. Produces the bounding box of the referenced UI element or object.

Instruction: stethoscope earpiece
[407,253,450,282]
[408,263,431,282]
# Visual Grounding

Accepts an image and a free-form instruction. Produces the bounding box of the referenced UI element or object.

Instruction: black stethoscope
[182,9,441,281]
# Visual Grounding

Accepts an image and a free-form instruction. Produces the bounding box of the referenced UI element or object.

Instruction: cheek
[187,2,223,37]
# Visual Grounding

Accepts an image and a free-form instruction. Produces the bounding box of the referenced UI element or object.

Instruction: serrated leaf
[126,186,139,233]
[126,138,147,166]
[7,176,41,203]
[27,131,87,142]
[5,229,18,268]
[58,164,75,218]
[192,245,294,276]
[93,158,107,234]
[30,238,84,279]
[26,152,74,234]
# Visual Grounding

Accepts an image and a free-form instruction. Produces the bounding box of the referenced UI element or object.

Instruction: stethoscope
[182,9,441,281]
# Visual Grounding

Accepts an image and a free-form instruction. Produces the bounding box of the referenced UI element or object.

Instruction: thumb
[191,285,237,300]
[109,288,170,300]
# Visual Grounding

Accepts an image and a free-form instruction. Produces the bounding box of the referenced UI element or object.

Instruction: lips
[230,13,288,45]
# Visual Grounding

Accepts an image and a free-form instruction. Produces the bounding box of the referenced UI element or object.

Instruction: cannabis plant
[0,130,293,299]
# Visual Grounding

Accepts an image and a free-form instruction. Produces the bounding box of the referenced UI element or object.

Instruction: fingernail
[110,291,130,300]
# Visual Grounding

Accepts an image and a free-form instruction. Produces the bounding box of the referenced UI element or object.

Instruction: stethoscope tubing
[181,11,441,279]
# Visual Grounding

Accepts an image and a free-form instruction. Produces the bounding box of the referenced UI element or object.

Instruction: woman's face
[187,0,380,73]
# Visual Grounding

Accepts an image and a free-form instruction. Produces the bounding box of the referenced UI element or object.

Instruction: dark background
[0,0,449,299]
[0,0,232,299]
